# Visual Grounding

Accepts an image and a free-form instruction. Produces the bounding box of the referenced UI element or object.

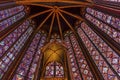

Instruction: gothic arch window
[77,22,120,79]
[69,34,94,80]
[12,33,46,80]
[65,35,94,80]
[0,20,33,79]
[86,8,120,30]
[0,6,25,32]
[85,10,120,44]
[26,35,46,79]
[0,20,30,57]
[65,36,81,80]
[0,5,24,21]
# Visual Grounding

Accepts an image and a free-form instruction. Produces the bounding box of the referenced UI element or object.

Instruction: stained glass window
[65,36,82,80]
[77,22,120,79]
[0,11,25,32]
[45,62,64,78]
[0,2,16,8]
[27,35,46,79]
[86,8,120,30]
[0,26,33,79]
[103,0,120,2]
[85,13,120,44]
[55,62,64,77]
[0,20,29,57]
[45,62,55,78]
[0,5,24,21]
[13,33,41,79]
[69,34,94,80]
[13,32,46,80]
[0,2,119,80]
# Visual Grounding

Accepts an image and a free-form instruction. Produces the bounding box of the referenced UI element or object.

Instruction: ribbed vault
[16,0,93,41]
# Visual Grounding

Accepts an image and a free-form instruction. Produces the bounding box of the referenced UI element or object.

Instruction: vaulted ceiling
[16,0,93,40]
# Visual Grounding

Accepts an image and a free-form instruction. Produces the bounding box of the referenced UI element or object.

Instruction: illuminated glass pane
[0,20,29,57]
[0,27,33,79]
[103,0,120,2]
[0,11,25,32]
[79,22,120,79]
[0,5,24,21]
[45,61,64,78]
[27,35,46,79]
[45,62,55,78]
[13,32,41,79]
[55,62,64,77]
[77,22,119,79]
[65,37,82,80]
[85,14,120,44]
[86,8,120,30]
[70,34,94,80]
